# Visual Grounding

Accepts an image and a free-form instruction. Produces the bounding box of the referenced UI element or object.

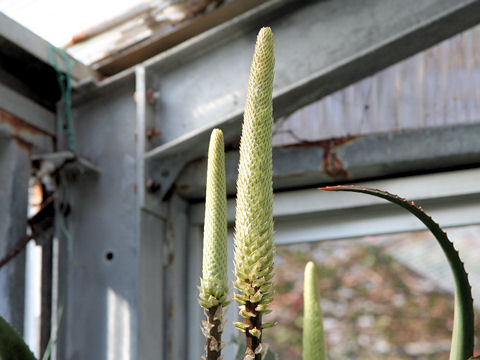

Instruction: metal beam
[0,108,54,154]
[0,83,55,136]
[0,138,30,332]
[0,13,97,84]
[144,0,480,171]
[177,123,480,199]
[56,81,139,360]
[190,166,480,231]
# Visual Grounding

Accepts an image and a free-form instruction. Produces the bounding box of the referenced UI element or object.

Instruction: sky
[0,0,146,46]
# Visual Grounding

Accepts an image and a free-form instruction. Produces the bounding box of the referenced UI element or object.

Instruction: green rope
[48,44,77,156]
[41,48,78,360]
[41,305,63,360]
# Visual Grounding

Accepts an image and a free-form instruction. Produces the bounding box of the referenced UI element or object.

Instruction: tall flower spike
[233,27,275,359]
[303,261,326,360]
[199,128,229,309]
[199,129,229,360]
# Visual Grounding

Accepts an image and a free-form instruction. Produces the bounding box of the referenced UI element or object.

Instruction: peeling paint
[322,145,347,180]
[0,108,53,153]
[0,109,50,136]
[281,136,356,179]
[13,137,33,156]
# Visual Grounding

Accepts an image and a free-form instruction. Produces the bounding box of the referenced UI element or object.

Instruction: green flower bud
[234,322,250,332]
[239,306,257,319]
[199,129,229,309]
[303,261,326,360]
[233,27,275,319]
[248,328,262,339]
[233,293,249,305]
[261,322,276,329]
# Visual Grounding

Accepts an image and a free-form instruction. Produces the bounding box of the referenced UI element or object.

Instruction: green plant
[199,129,230,360]
[231,27,276,360]
[197,27,476,360]
[0,315,36,360]
[302,261,326,360]
[321,185,475,360]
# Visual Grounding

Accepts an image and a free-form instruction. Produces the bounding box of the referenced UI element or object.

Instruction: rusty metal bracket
[32,151,100,179]
[146,127,162,141]
[147,153,190,200]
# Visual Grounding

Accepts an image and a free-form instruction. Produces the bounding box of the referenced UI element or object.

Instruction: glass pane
[263,225,480,359]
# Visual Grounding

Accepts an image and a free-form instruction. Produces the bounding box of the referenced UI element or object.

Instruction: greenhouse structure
[0,0,480,359]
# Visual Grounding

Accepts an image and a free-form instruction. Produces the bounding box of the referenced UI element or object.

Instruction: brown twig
[0,234,34,269]
[0,195,55,270]
[245,302,262,360]
[204,305,224,360]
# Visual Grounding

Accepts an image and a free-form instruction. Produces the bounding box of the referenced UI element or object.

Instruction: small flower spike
[303,261,326,360]
[199,129,229,360]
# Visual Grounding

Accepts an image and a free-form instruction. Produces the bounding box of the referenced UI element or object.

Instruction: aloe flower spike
[199,129,229,360]
[233,27,275,360]
[303,261,326,360]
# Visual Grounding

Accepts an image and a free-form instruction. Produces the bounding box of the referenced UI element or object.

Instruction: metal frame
[0,86,54,346]
[142,0,480,195]
[0,12,97,85]
[177,122,480,199]
[71,0,480,199]
[0,138,30,332]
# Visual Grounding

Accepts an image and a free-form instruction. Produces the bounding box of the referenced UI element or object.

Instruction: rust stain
[167,223,175,265]
[69,32,89,45]
[0,108,50,136]
[323,146,348,179]
[146,127,162,141]
[281,136,356,150]
[321,137,354,180]
[14,137,33,155]
[282,136,356,180]
[273,172,307,180]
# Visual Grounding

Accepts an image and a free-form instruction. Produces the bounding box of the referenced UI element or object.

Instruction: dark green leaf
[321,185,474,360]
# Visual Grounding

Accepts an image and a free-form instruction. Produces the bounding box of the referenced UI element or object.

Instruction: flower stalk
[233,27,275,360]
[199,129,229,360]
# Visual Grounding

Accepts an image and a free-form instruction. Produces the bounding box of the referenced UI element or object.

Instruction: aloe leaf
[234,339,246,360]
[261,344,278,360]
[321,185,474,360]
[0,316,37,360]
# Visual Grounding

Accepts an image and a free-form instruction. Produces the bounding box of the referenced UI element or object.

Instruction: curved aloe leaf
[0,316,37,360]
[321,185,474,360]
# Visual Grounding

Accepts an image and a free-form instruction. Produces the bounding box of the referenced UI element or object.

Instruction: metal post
[136,65,166,359]
[0,138,30,332]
